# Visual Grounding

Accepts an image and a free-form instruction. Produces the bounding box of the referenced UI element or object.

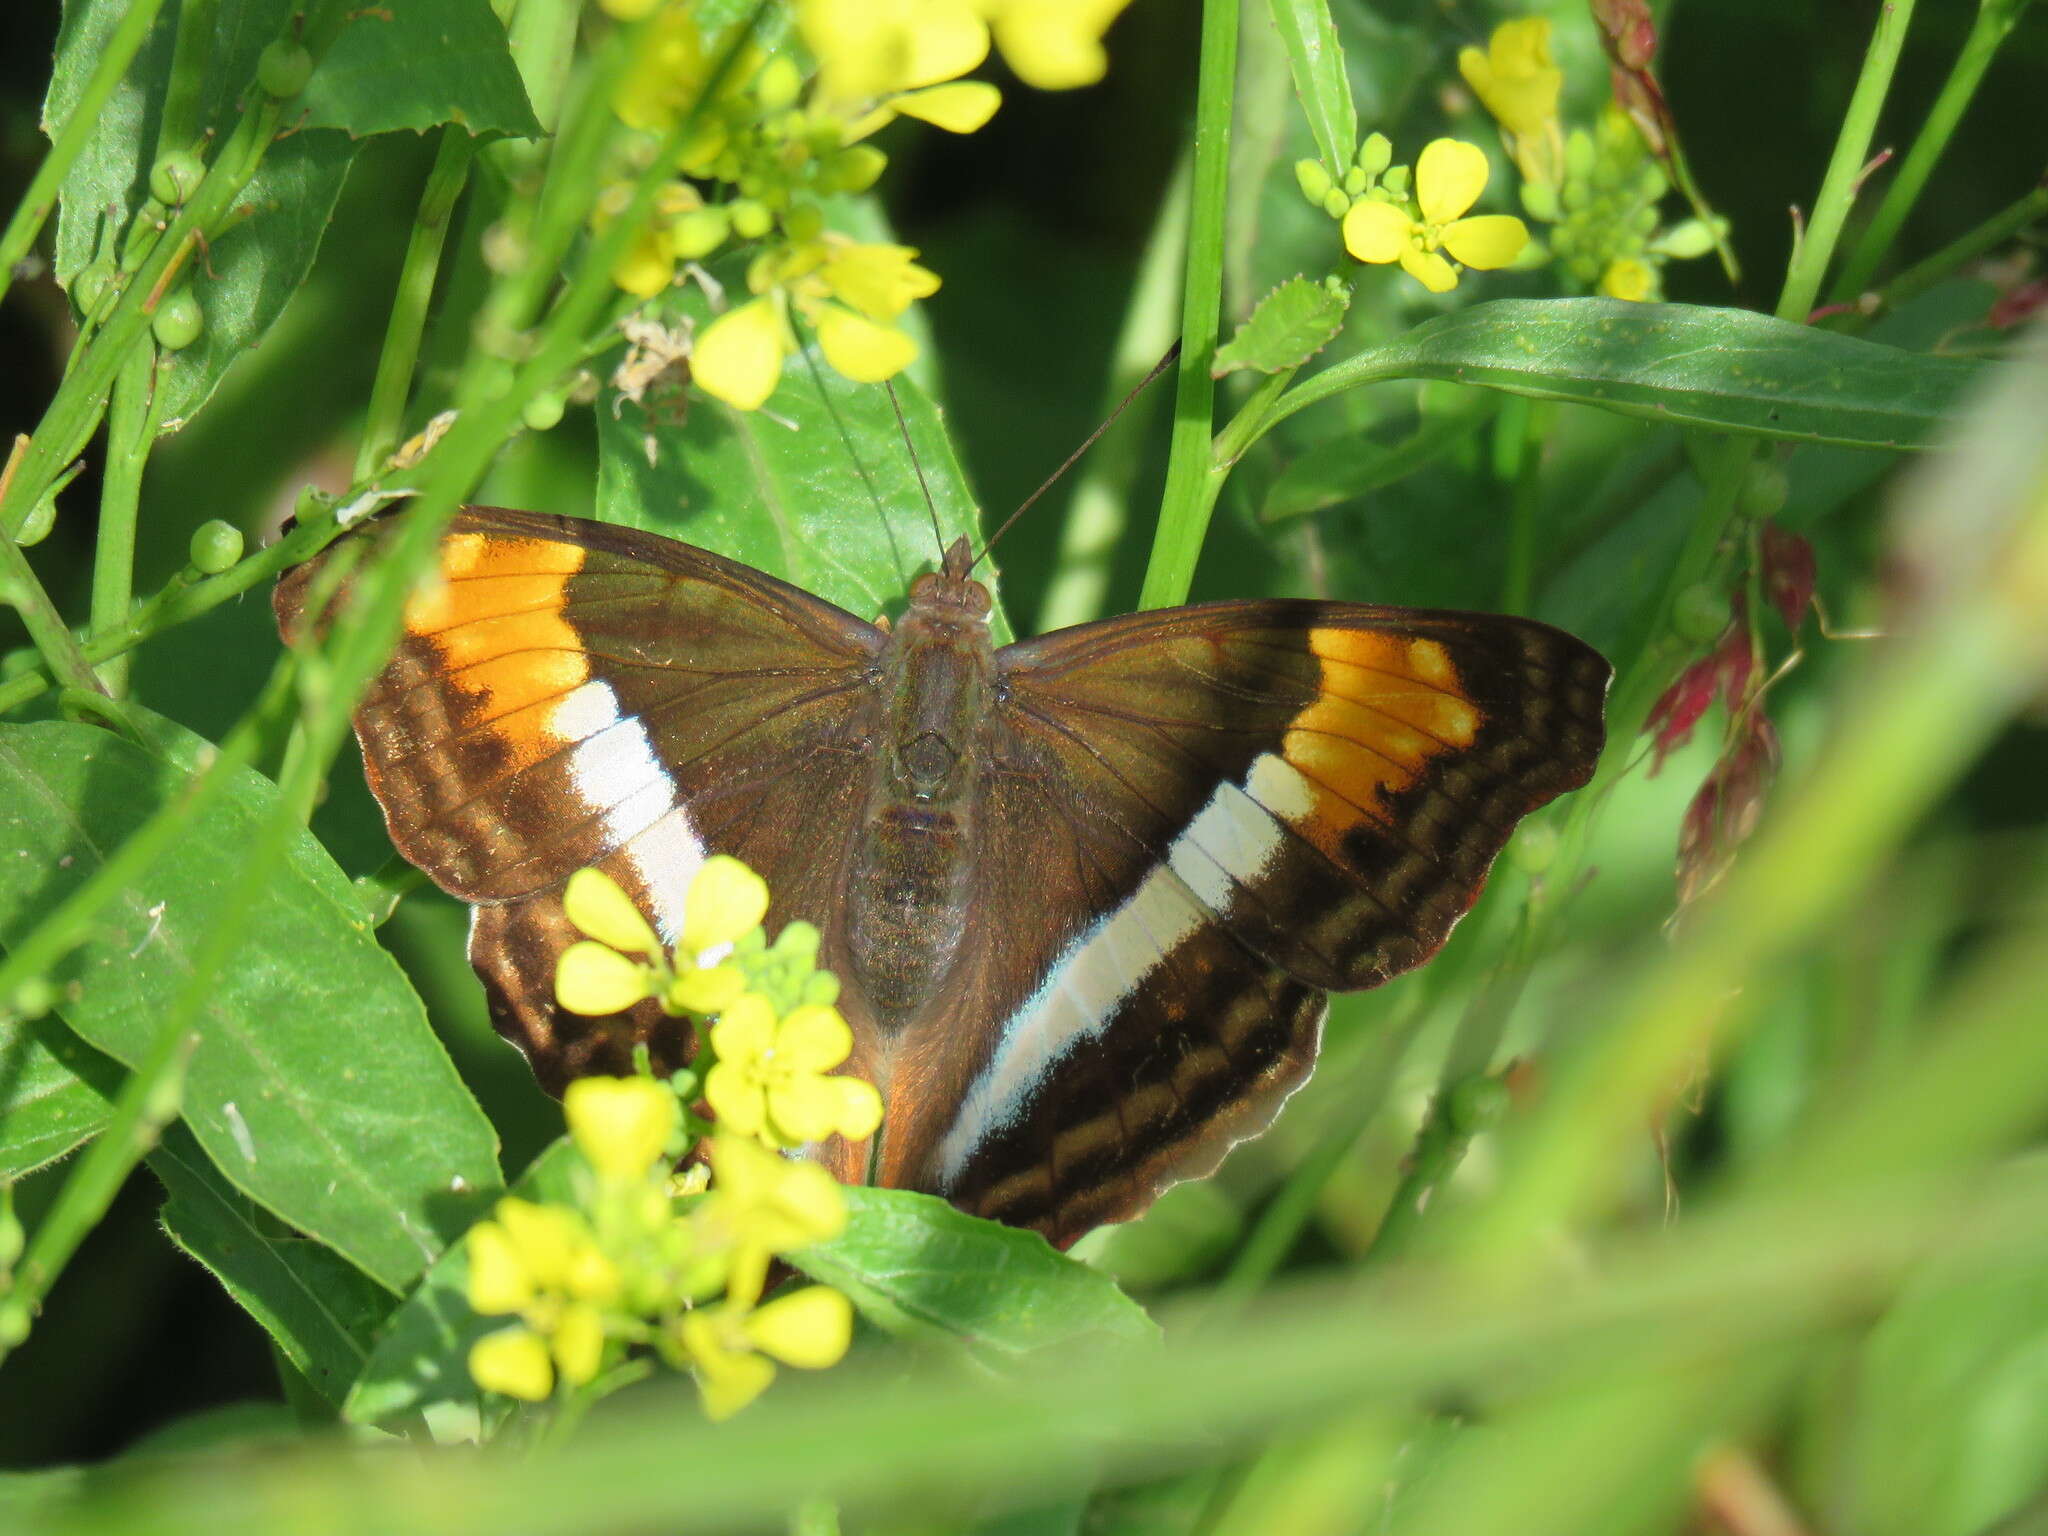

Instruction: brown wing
[275,506,885,1089]
[873,600,1609,1245]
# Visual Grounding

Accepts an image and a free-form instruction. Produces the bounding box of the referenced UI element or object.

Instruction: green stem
[1136,0,1238,611]
[0,1009,194,1364]
[91,342,159,697]
[157,0,220,156]
[1034,150,1189,633]
[505,0,584,134]
[1877,177,2048,315]
[1776,0,1919,322]
[355,129,479,481]
[1832,0,2037,302]
[0,525,108,702]
[0,0,172,312]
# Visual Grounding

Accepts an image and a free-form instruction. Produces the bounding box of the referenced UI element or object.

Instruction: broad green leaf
[0,713,501,1293]
[343,1142,580,1430]
[154,1124,395,1407]
[1267,0,1357,173]
[1283,299,1989,451]
[0,1017,106,1179]
[1261,388,1499,521]
[47,0,359,431]
[596,337,1011,642]
[299,0,540,139]
[1213,275,1350,377]
[792,1188,1159,1364]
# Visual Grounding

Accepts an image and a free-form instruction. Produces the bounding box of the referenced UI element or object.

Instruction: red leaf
[1760,523,1817,631]
[1676,714,1781,906]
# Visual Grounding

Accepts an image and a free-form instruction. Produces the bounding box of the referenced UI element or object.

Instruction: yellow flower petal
[817,307,918,383]
[1399,247,1459,294]
[555,941,652,1016]
[564,1243,621,1304]
[1415,138,1490,226]
[819,241,941,320]
[802,0,990,101]
[464,1221,533,1316]
[992,0,1130,90]
[681,1311,777,1420]
[710,992,777,1065]
[705,1061,771,1139]
[767,1074,843,1144]
[682,854,770,954]
[1458,19,1562,139]
[666,961,746,1015]
[493,1198,582,1290]
[890,80,1003,133]
[831,1075,884,1141]
[562,869,661,956]
[551,1301,607,1386]
[744,1286,854,1369]
[1341,198,1413,265]
[611,229,675,300]
[1442,214,1529,271]
[777,1004,854,1073]
[469,1327,553,1401]
[693,298,789,411]
[565,1076,679,1180]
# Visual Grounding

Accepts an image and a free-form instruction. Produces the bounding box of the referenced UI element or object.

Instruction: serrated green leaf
[155,1124,395,1407]
[596,335,1010,642]
[1286,298,1988,451]
[1214,276,1350,377]
[342,1142,580,1430]
[1267,0,1356,173]
[0,711,501,1293]
[47,0,361,431]
[792,1188,1159,1364]
[299,0,540,139]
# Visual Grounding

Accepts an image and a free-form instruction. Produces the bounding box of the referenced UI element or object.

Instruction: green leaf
[47,0,360,431]
[343,1141,580,1430]
[0,712,501,1293]
[1266,0,1357,173]
[0,1016,107,1179]
[1282,299,1990,451]
[299,0,541,139]
[1260,388,1499,521]
[596,338,1011,642]
[1213,275,1350,377]
[154,1124,395,1407]
[792,1188,1159,1365]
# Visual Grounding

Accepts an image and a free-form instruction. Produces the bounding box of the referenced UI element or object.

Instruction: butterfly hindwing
[878,600,1609,1243]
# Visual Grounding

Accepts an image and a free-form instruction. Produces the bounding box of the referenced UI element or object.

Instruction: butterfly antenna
[972,340,1181,571]
[884,378,948,562]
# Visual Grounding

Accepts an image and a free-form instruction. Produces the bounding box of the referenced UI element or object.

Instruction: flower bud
[1356,132,1393,177]
[1293,158,1333,204]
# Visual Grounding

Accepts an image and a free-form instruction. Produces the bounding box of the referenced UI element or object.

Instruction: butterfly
[276,506,1609,1247]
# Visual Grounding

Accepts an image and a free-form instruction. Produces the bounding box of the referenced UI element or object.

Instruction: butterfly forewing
[878,601,1608,1243]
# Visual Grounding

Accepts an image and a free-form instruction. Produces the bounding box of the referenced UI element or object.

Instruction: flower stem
[0,0,172,312]
[1137,0,1239,611]
[90,342,160,697]
[1831,0,2038,303]
[1877,176,2048,315]
[0,522,108,702]
[1776,0,1919,323]
[355,128,478,481]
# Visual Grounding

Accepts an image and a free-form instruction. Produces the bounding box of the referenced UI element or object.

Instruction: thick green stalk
[91,342,159,696]
[0,0,172,311]
[1136,0,1239,611]
[1776,0,1919,322]
[1878,177,2048,315]
[156,0,220,155]
[354,129,479,481]
[0,525,107,701]
[505,0,584,133]
[1832,0,2037,302]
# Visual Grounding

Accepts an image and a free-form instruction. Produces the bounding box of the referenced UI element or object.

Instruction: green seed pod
[187,519,244,574]
[1293,158,1332,204]
[152,286,204,350]
[149,148,205,206]
[521,392,566,433]
[1320,188,1350,220]
[72,256,118,319]
[17,493,56,547]
[1672,581,1731,644]
[1736,460,1790,522]
[1649,219,1716,259]
[257,38,314,100]
[1356,132,1393,177]
[729,199,773,240]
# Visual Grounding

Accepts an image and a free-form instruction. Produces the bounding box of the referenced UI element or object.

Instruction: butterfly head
[906,535,993,628]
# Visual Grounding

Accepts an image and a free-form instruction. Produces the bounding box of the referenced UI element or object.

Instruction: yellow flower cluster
[1298,129,1529,295]
[591,0,1131,409]
[466,1076,855,1418]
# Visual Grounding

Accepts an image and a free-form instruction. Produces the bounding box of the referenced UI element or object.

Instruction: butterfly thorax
[846,549,998,1028]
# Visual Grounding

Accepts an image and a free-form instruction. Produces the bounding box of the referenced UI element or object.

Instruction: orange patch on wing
[1308,629,1480,748]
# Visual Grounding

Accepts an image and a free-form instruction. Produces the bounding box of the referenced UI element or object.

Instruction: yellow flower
[551,1301,607,1387]
[705,996,883,1148]
[801,0,991,105]
[469,1326,554,1401]
[678,1286,855,1420]
[818,241,941,320]
[565,1076,681,1180]
[556,868,665,1014]
[1599,257,1656,302]
[991,0,1133,90]
[1459,18,1565,187]
[680,855,770,956]
[1342,139,1528,294]
[693,296,794,411]
[816,307,919,382]
[465,1219,536,1316]
[564,868,661,956]
[699,1134,848,1280]
[885,80,1002,134]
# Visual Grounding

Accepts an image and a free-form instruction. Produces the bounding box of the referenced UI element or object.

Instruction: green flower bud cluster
[1291,132,1410,225]
[729,919,841,1017]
